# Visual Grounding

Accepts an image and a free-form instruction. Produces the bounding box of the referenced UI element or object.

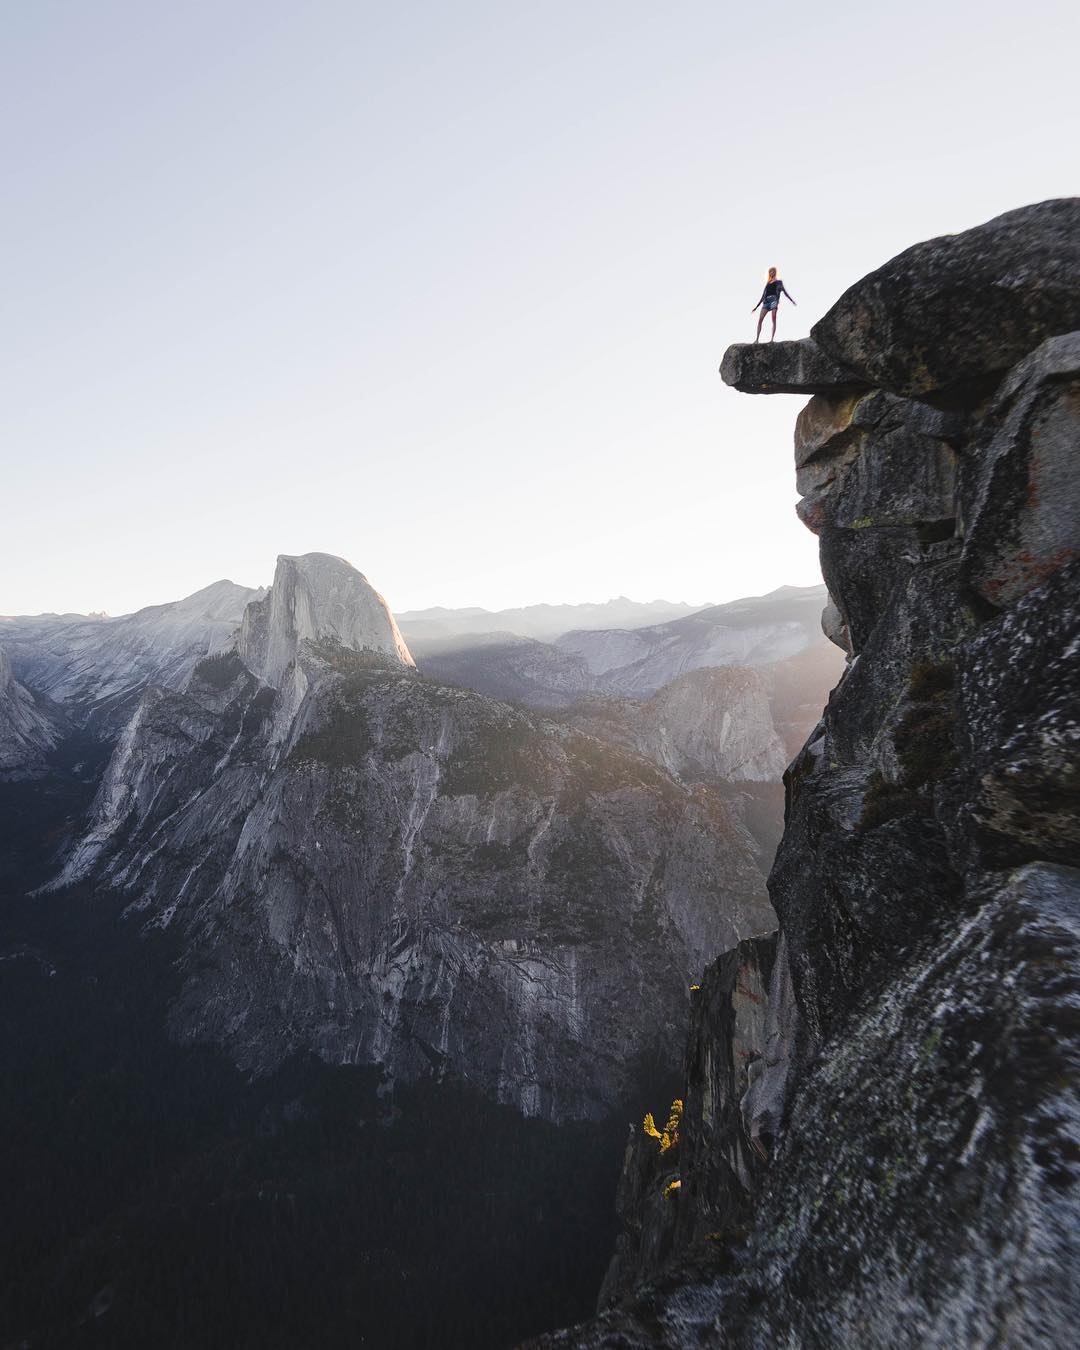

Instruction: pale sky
[3,1,1077,617]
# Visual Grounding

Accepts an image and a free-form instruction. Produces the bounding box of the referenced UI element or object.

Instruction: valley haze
[3,1,1079,1347]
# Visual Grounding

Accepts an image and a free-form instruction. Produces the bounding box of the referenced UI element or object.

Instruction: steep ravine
[531,200,1080,1346]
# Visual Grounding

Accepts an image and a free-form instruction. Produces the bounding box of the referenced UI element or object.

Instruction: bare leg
[755,309,766,342]
[769,308,778,342]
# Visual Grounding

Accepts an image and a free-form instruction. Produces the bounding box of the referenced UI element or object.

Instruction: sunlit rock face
[238,552,413,687]
[54,555,775,1123]
[0,647,64,780]
[533,201,1080,1346]
[1,579,262,734]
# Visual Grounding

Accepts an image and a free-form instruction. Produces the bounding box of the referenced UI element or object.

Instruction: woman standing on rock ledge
[752,267,796,341]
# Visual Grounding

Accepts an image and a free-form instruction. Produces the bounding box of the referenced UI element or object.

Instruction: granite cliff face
[0,648,64,780]
[532,200,1080,1344]
[238,552,413,688]
[54,553,776,1123]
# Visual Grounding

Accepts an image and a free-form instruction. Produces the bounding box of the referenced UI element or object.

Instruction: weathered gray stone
[961,331,1080,607]
[816,524,930,654]
[789,391,964,655]
[719,338,871,395]
[535,866,1080,1350]
[238,551,414,691]
[813,197,1080,403]
[793,389,870,467]
[537,203,1080,1350]
[795,392,959,534]
[596,933,779,1312]
[958,558,1080,871]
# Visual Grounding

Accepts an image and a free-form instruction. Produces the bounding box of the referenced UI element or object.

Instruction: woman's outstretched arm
[751,287,766,311]
[781,283,797,304]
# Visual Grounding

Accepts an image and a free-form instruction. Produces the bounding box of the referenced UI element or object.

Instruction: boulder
[820,596,851,656]
[961,331,1080,608]
[719,339,870,395]
[812,198,1080,404]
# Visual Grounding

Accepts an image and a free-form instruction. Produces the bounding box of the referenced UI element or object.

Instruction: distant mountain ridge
[414,585,837,712]
[555,585,830,695]
[396,595,705,645]
[1,579,264,735]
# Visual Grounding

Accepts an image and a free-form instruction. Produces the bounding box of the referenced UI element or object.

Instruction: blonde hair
[768,267,778,279]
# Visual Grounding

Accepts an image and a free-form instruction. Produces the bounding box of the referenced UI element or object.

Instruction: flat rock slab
[720,339,872,395]
[812,197,1080,404]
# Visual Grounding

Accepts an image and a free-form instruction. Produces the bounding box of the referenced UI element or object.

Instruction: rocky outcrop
[55,556,776,1123]
[811,198,1080,403]
[1,579,262,733]
[534,201,1080,1345]
[594,932,793,1311]
[238,552,413,687]
[0,648,64,780]
[719,340,869,396]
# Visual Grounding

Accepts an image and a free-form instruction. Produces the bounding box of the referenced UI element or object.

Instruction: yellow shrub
[659,1098,683,1153]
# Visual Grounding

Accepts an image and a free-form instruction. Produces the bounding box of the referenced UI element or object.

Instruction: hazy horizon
[5,1,1077,617]
[2,560,827,623]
